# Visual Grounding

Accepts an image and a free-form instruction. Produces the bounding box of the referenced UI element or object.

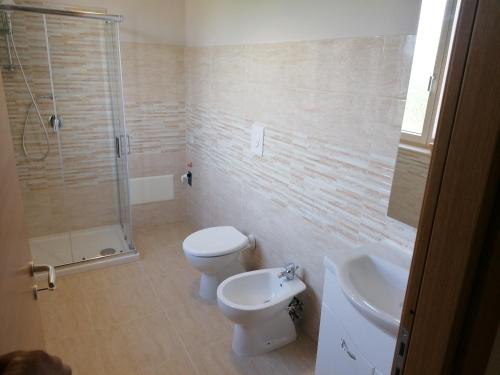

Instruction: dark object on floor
[0,350,72,375]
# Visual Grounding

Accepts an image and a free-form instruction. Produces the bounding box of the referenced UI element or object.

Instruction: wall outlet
[251,123,265,157]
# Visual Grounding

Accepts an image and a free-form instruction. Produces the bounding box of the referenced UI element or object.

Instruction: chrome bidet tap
[278,262,299,282]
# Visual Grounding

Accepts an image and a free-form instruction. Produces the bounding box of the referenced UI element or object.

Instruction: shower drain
[100,247,117,256]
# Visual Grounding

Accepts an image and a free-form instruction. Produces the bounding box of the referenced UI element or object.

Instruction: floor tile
[39,222,316,375]
[165,298,234,350]
[45,332,106,375]
[95,311,195,375]
[188,337,260,375]
[78,261,148,294]
[39,294,93,343]
[84,276,160,330]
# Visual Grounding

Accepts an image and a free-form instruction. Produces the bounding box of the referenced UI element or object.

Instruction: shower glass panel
[1,5,135,267]
[105,21,134,250]
[0,10,74,266]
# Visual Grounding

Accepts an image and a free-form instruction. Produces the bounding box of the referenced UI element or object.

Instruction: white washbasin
[338,253,409,335]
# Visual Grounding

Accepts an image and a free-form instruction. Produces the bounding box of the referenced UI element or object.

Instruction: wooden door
[393,0,500,373]
[0,73,45,353]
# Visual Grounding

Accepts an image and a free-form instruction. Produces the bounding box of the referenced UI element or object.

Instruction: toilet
[183,226,255,300]
[217,267,306,356]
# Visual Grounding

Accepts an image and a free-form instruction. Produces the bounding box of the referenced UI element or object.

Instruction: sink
[338,254,409,335]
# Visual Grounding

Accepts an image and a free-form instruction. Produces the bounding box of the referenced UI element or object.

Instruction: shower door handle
[126,134,131,154]
[116,136,130,158]
[115,136,121,158]
[30,262,56,299]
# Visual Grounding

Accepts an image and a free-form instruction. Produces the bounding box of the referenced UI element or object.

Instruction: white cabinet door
[315,304,375,375]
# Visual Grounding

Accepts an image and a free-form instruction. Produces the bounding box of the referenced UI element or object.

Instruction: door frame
[393,0,500,373]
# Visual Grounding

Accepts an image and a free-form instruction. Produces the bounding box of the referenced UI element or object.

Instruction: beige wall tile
[388,147,431,227]
[186,36,418,340]
[4,10,187,237]
[132,195,187,228]
[128,150,186,178]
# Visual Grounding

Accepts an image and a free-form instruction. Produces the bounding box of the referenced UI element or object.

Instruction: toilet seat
[183,226,250,258]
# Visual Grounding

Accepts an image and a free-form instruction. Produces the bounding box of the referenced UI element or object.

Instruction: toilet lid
[183,226,249,257]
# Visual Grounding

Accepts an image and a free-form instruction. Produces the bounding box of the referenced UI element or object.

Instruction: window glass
[401,0,448,136]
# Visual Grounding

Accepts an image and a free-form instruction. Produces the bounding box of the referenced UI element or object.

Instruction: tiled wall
[2,2,186,236]
[3,1,418,342]
[388,146,431,227]
[2,8,120,237]
[185,36,418,338]
[121,42,186,227]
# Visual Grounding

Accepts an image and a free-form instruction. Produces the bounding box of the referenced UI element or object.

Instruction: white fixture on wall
[251,122,265,157]
[129,175,174,205]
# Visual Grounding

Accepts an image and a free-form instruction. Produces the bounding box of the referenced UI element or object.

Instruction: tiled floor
[39,222,317,375]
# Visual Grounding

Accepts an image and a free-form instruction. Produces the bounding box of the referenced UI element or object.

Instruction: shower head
[0,0,15,35]
[1,0,15,71]
[1,0,16,8]
[0,13,11,36]
[0,16,11,35]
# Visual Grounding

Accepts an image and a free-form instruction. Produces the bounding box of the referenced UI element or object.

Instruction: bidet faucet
[278,263,299,281]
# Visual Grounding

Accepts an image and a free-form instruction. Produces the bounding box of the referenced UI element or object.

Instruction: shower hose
[7,16,51,161]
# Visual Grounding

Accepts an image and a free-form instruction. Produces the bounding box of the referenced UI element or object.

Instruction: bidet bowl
[217,268,306,325]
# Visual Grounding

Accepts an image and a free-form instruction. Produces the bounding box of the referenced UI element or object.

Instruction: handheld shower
[1,0,53,161]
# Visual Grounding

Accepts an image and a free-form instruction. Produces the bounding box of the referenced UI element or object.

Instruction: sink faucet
[278,263,299,282]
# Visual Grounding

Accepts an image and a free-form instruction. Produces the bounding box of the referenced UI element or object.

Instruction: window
[401,0,460,147]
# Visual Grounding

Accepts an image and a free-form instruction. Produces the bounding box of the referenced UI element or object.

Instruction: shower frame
[0,3,138,272]
[0,3,123,22]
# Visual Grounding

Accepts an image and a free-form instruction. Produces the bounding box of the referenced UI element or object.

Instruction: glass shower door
[106,21,134,251]
[2,6,134,267]
[1,10,75,266]
[45,14,134,261]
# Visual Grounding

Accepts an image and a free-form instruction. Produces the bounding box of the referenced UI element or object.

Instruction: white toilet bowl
[183,226,255,300]
[217,268,306,356]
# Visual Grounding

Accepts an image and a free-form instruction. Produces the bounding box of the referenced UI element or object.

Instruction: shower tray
[30,224,139,276]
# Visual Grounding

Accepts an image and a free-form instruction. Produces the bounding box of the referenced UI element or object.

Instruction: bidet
[217,267,306,356]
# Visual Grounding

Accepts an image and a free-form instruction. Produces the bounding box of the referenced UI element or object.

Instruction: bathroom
[1,0,499,374]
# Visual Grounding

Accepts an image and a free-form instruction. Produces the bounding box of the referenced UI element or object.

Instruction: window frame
[401,0,460,148]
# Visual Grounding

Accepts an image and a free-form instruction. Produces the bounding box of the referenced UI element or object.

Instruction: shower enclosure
[0,3,137,269]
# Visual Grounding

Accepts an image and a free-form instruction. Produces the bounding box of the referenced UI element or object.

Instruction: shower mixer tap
[49,114,63,133]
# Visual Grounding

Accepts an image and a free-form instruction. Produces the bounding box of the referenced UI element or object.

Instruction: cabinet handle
[341,338,357,360]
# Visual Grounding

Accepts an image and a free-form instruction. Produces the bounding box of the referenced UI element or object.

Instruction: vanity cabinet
[315,256,399,375]
[315,303,375,375]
